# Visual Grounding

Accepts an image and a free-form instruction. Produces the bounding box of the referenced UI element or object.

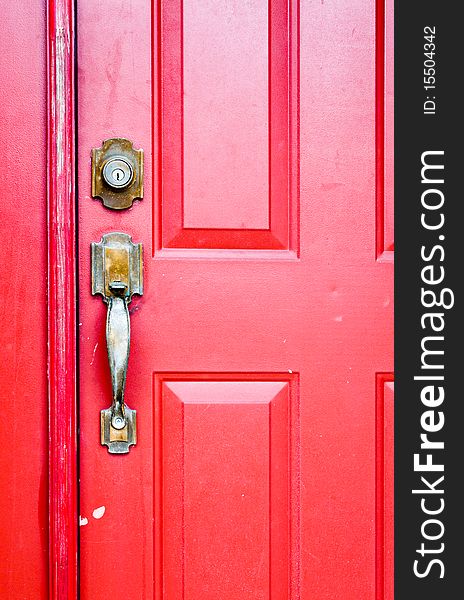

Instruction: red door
[77,1,394,598]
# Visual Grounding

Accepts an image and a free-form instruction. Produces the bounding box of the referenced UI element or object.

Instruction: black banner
[395,2,462,597]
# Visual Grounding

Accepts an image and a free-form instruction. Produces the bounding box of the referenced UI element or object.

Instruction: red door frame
[47,1,78,598]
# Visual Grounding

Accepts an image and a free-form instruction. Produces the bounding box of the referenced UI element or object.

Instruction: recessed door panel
[156,0,298,251]
[155,376,298,600]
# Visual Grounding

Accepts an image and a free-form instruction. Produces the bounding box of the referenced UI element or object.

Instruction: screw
[112,415,125,430]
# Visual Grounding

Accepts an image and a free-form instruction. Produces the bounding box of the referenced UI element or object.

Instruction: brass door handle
[106,290,130,431]
[91,232,143,454]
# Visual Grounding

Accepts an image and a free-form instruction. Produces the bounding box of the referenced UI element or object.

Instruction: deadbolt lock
[92,138,143,209]
[102,156,133,189]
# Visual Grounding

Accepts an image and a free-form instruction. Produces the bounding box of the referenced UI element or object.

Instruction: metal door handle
[91,232,143,454]
[106,290,130,431]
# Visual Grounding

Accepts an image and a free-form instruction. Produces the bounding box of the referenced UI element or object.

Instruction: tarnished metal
[91,232,143,453]
[92,138,143,209]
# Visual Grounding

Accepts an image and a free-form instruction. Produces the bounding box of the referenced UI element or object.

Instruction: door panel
[182,0,269,229]
[377,0,394,258]
[77,2,154,597]
[78,1,393,599]
[155,375,299,600]
[158,0,297,251]
[376,375,394,600]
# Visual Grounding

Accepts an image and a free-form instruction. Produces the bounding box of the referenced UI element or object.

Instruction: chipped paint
[90,342,98,366]
[79,516,88,526]
[92,506,106,520]
[55,27,67,176]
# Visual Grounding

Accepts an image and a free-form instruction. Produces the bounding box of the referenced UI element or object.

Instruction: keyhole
[102,156,134,189]
[113,168,124,181]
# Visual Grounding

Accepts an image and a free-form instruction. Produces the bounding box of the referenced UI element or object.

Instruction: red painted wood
[376,375,394,600]
[77,1,393,598]
[154,375,299,600]
[157,0,298,252]
[0,3,48,597]
[77,2,154,597]
[47,1,78,598]
[376,0,394,259]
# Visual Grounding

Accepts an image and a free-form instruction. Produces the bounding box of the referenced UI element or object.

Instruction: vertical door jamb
[47,0,78,598]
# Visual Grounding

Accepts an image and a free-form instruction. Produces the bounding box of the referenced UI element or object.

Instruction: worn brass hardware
[92,138,143,209]
[91,232,143,454]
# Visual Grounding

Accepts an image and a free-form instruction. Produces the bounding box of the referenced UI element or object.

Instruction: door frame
[47,1,78,598]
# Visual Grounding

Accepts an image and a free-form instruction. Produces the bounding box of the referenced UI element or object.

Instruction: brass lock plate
[92,138,143,210]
